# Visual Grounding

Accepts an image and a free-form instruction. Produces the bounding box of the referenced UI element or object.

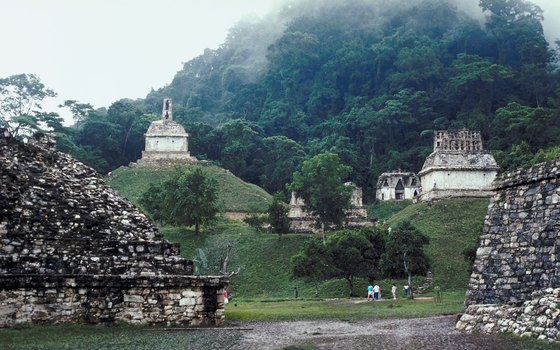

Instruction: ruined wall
[0,131,226,327]
[456,156,560,341]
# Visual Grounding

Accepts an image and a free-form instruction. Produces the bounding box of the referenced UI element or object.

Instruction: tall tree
[289,152,352,243]
[326,230,383,297]
[267,192,291,234]
[380,220,430,298]
[292,238,330,297]
[0,74,57,138]
[146,166,221,234]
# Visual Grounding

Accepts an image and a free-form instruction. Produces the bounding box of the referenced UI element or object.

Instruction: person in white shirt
[391,284,397,299]
[373,284,381,301]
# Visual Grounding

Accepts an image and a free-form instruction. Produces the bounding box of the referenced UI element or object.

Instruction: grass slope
[109,165,272,212]
[387,198,489,291]
[162,198,488,299]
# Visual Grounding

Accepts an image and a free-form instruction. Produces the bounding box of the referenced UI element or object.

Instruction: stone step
[0,254,192,275]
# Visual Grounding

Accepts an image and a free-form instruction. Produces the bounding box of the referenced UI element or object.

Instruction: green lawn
[226,292,466,322]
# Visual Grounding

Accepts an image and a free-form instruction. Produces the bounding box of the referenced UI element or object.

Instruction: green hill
[387,198,489,291]
[162,197,489,298]
[108,165,272,213]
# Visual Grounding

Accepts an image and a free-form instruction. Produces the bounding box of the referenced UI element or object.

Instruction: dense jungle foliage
[36,0,560,200]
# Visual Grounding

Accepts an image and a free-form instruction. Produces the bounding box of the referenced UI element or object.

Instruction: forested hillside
[35,0,560,200]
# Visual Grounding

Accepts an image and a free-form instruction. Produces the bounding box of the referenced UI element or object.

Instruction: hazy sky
[0,0,558,119]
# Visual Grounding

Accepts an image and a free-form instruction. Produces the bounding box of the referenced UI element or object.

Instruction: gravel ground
[222,315,554,350]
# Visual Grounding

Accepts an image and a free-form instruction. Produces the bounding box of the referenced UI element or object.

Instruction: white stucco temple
[418,129,499,201]
[136,98,197,167]
[376,172,421,201]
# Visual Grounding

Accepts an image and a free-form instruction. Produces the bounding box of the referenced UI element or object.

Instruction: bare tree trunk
[221,243,232,275]
[403,251,414,299]
[346,276,354,297]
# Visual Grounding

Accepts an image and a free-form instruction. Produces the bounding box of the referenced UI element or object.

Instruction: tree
[448,54,513,117]
[260,136,306,193]
[0,74,57,138]
[267,192,291,234]
[292,227,385,298]
[60,99,95,127]
[326,230,384,297]
[139,182,167,225]
[243,213,268,233]
[106,99,152,164]
[380,220,430,299]
[292,238,330,297]
[289,152,352,243]
[479,0,548,66]
[494,102,557,149]
[146,166,220,234]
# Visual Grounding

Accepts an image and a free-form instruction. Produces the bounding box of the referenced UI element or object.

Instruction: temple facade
[418,129,499,201]
[376,172,421,201]
[135,98,197,167]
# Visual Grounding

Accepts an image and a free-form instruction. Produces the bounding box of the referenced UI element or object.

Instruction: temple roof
[145,120,188,137]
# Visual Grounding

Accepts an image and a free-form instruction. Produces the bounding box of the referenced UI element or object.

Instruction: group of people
[367,283,410,301]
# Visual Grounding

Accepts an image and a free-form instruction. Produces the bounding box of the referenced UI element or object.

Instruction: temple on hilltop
[135,98,197,167]
[418,129,499,201]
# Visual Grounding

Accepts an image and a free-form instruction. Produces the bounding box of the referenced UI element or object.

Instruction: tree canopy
[140,166,220,234]
[0,74,57,138]
[289,152,353,239]
[4,0,559,199]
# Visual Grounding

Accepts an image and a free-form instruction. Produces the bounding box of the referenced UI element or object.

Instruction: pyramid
[0,130,226,326]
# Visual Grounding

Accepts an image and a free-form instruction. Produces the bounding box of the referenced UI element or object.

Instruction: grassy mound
[108,165,272,213]
[367,200,413,221]
[161,197,488,299]
[387,198,489,291]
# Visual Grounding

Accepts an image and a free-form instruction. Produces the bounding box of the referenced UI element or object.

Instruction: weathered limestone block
[458,156,560,342]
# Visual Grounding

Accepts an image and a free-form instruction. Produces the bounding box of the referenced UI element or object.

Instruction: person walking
[391,284,397,300]
[367,284,374,301]
[404,285,409,297]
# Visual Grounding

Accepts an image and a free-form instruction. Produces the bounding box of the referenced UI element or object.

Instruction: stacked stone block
[0,130,226,327]
[456,156,560,341]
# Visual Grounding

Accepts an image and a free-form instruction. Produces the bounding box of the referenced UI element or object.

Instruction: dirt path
[227,315,531,350]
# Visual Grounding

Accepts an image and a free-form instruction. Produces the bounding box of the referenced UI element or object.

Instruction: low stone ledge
[0,274,228,327]
[0,274,225,289]
[457,288,560,342]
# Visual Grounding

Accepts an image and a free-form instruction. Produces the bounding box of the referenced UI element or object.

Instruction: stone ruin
[456,155,560,341]
[419,129,500,201]
[0,130,226,327]
[376,171,421,201]
[134,98,197,167]
[288,182,373,232]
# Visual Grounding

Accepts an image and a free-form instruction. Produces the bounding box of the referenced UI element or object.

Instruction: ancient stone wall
[0,130,226,327]
[456,156,560,341]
